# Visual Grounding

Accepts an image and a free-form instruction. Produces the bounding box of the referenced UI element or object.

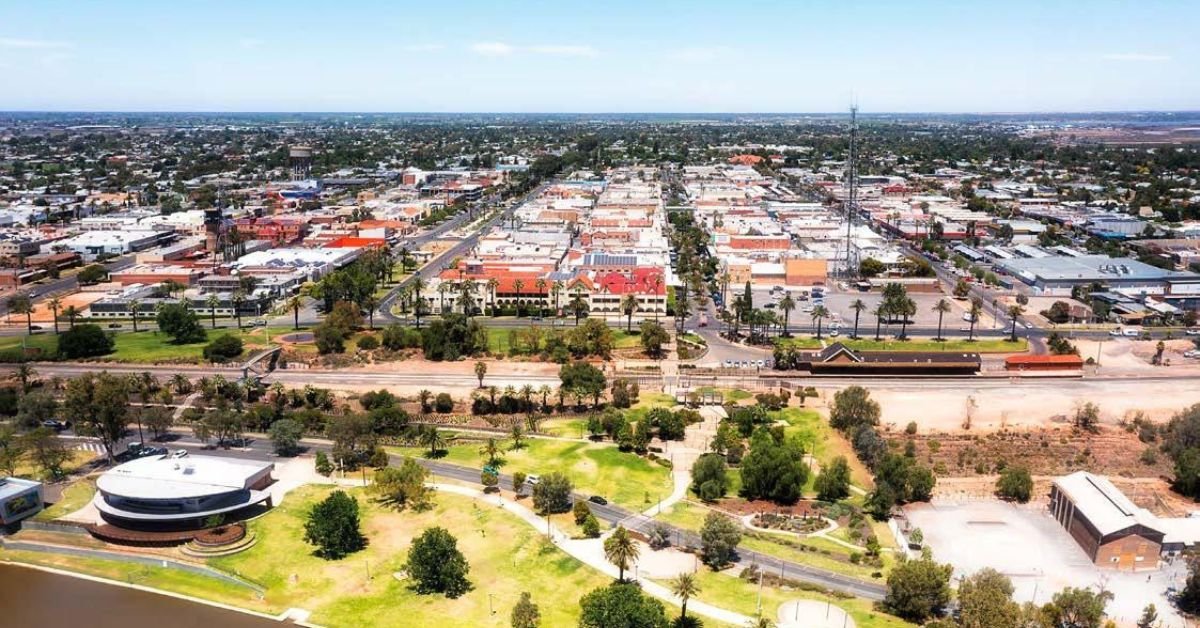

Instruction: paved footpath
[431,483,756,627]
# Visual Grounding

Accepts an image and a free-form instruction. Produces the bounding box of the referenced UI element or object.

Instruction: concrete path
[429,483,757,627]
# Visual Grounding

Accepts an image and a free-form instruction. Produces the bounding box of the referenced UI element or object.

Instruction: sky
[1,0,1197,113]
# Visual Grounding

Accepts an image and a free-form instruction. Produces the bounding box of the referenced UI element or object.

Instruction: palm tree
[486,278,500,316]
[46,296,62,334]
[811,305,829,339]
[1007,304,1025,342]
[747,617,776,628]
[287,295,304,330]
[363,294,379,330]
[551,280,564,317]
[569,292,588,326]
[7,293,32,336]
[968,297,983,341]
[778,294,795,337]
[512,279,526,317]
[849,298,866,339]
[128,299,142,333]
[205,294,221,329]
[603,525,640,582]
[621,294,639,332]
[412,276,427,329]
[872,304,886,341]
[420,426,446,457]
[479,437,501,465]
[437,282,450,315]
[170,373,190,395]
[534,278,548,316]
[651,275,664,322]
[232,291,246,329]
[932,299,952,341]
[418,389,433,413]
[538,384,551,409]
[898,297,916,340]
[510,423,526,449]
[457,280,477,317]
[670,572,700,622]
[63,305,80,329]
[15,363,36,393]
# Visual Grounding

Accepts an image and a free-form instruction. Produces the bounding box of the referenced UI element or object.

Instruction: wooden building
[1049,472,1164,570]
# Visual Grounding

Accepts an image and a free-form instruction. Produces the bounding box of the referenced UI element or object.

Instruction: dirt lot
[930,476,1194,518]
[892,425,1173,480]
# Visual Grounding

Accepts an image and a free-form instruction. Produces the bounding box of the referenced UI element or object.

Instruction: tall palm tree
[287,295,304,330]
[747,616,776,628]
[412,276,427,329]
[551,280,564,317]
[486,278,500,317]
[621,294,639,332]
[231,291,246,329]
[651,275,664,322]
[898,297,916,340]
[205,294,221,329]
[46,296,62,334]
[849,299,866,339]
[457,280,477,317]
[811,305,830,340]
[128,299,142,333]
[932,298,952,341]
[437,282,450,315]
[670,572,700,622]
[538,384,552,410]
[1007,304,1025,342]
[603,526,640,582]
[7,293,34,335]
[479,437,501,465]
[512,279,526,317]
[872,304,886,341]
[570,292,587,326]
[968,297,983,341]
[363,294,379,330]
[62,305,80,329]
[534,278,548,316]
[420,426,446,457]
[778,293,795,337]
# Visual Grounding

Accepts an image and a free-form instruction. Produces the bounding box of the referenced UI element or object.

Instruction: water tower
[289,145,314,181]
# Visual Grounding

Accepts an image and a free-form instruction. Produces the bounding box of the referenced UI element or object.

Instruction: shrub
[995,466,1033,503]
[58,324,114,358]
[356,335,379,351]
[434,392,454,413]
[581,513,600,538]
[203,334,245,363]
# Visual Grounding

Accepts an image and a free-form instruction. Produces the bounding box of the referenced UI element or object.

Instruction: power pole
[844,105,859,279]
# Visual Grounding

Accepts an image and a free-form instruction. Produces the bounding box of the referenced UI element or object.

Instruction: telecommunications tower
[843,105,859,278]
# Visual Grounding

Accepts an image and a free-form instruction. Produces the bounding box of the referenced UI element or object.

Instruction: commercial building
[94,453,274,531]
[996,254,1200,301]
[1049,472,1165,569]
[778,342,981,375]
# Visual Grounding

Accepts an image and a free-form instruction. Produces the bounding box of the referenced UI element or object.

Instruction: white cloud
[527,45,597,58]
[0,37,71,49]
[1101,53,1171,62]
[470,42,598,58]
[668,46,736,62]
[471,42,515,56]
[402,43,446,52]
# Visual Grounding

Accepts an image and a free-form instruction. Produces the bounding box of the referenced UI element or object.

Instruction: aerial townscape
[2,2,1200,628]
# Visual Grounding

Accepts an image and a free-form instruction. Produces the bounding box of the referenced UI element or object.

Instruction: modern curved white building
[94,454,274,530]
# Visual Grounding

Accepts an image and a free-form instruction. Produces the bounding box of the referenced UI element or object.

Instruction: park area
[0,326,282,364]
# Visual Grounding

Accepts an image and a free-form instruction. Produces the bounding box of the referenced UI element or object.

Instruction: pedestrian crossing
[73,442,105,454]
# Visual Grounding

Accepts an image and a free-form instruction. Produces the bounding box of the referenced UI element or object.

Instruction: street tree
[371,458,433,511]
[958,568,1020,628]
[604,525,640,582]
[531,471,573,514]
[405,526,471,598]
[883,555,953,623]
[699,512,742,569]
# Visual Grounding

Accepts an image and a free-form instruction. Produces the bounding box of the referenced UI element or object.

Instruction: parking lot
[746,287,1000,333]
[905,500,1189,626]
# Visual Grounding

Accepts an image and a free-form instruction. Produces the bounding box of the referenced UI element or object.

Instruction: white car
[525,475,540,486]
[1186,329,1200,336]
[829,329,840,337]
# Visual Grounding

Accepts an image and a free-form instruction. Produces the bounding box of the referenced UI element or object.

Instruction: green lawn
[660,570,914,628]
[538,417,588,439]
[34,478,97,521]
[776,336,1026,353]
[214,484,609,627]
[390,438,672,511]
[0,327,290,364]
[483,324,638,354]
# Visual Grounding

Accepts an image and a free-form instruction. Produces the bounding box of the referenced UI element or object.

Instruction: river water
[0,564,280,627]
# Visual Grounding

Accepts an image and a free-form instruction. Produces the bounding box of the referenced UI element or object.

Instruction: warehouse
[997,254,1200,299]
[1049,472,1164,569]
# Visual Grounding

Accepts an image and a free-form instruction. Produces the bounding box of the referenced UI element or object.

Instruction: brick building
[1049,472,1164,570]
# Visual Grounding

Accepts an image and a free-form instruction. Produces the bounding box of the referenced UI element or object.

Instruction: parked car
[252,319,268,327]
[525,474,540,486]
[588,495,608,505]
[829,329,840,337]
[40,420,69,431]
[1186,329,1200,336]
[170,449,189,458]
[107,323,123,329]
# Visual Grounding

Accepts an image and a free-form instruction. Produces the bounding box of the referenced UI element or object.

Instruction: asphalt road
[0,257,136,316]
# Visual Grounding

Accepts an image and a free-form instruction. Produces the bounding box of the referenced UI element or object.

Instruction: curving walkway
[430,483,757,627]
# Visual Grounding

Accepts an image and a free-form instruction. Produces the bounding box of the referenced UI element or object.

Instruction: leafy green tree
[581,513,601,538]
[532,471,573,514]
[268,419,303,456]
[0,425,26,477]
[573,499,592,525]
[639,320,670,359]
[57,323,114,358]
[1137,604,1158,628]
[579,582,669,628]
[559,361,607,407]
[690,453,729,501]
[815,455,852,502]
[511,591,541,628]
[156,302,207,344]
[203,334,245,363]
[1043,587,1113,628]
[958,568,1019,628]
[829,386,881,433]
[739,430,809,504]
[371,458,433,511]
[405,526,471,598]
[883,555,953,623]
[699,512,742,569]
[303,490,366,559]
[995,466,1034,503]
[64,371,129,461]
[15,391,58,429]
[22,427,71,479]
